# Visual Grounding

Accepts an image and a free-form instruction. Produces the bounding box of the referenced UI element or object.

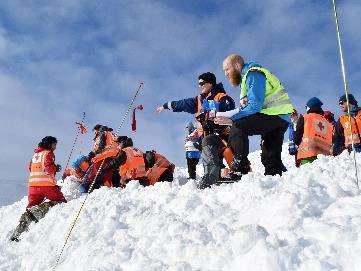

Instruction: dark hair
[117,136,133,147]
[38,136,57,149]
[93,124,103,131]
[102,126,113,132]
[93,124,113,132]
[198,72,217,86]
[125,137,133,147]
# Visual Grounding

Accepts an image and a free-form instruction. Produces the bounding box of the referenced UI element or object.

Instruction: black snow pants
[229,113,289,176]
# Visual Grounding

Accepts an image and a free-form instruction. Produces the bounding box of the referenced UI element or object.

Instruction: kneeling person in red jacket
[10,136,66,242]
[27,136,67,208]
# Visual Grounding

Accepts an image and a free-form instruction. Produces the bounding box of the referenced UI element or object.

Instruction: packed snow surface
[1,147,361,271]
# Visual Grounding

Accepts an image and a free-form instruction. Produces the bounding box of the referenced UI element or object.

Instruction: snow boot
[229,158,251,180]
[10,201,59,242]
[197,165,220,189]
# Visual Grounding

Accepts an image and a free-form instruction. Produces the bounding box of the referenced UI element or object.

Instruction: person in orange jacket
[27,136,67,208]
[10,136,67,242]
[333,94,361,155]
[118,147,174,187]
[294,97,333,165]
[61,153,93,180]
[92,124,118,155]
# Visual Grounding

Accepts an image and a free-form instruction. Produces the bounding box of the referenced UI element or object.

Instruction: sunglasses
[198,81,207,87]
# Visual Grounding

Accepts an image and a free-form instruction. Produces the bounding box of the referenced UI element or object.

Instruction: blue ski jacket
[163,83,235,114]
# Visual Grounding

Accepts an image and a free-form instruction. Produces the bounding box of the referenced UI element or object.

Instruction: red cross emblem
[317,122,325,131]
[33,154,41,162]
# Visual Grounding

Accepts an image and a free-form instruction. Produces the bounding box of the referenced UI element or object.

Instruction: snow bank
[1,147,361,271]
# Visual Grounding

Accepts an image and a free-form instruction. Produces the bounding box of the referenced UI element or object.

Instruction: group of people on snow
[10,126,174,241]
[158,54,360,185]
[10,53,360,241]
[288,93,360,167]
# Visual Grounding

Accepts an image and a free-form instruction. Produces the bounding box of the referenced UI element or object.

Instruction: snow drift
[1,147,361,271]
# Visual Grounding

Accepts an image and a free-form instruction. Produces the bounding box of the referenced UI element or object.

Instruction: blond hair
[224,54,244,66]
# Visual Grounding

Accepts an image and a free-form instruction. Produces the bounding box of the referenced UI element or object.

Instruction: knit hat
[339,93,358,106]
[306,97,323,109]
[198,72,216,86]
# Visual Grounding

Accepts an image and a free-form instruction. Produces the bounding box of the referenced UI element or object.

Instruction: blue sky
[0,0,360,180]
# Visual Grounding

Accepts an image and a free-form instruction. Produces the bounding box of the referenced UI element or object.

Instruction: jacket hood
[209,82,226,97]
[241,61,262,78]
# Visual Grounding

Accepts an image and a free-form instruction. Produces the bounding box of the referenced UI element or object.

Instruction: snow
[1,146,361,271]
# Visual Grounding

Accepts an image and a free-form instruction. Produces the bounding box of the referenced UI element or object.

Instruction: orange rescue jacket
[104,131,118,149]
[297,113,333,160]
[119,147,146,182]
[339,110,361,147]
[146,153,174,185]
[28,150,57,187]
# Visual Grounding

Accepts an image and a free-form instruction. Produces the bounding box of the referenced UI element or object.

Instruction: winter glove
[193,141,202,151]
[288,142,298,156]
[87,151,95,160]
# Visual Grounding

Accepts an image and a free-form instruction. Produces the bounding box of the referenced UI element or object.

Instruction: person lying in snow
[80,136,174,193]
[61,153,93,180]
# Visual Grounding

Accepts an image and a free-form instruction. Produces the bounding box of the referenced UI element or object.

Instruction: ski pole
[116,82,144,135]
[54,160,105,270]
[331,0,360,190]
[61,112,86,178]
[54,82,144,269]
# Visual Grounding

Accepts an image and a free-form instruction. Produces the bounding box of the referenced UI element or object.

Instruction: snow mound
[1,146,361,271]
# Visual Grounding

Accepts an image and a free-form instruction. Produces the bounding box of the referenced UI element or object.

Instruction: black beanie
[198,72,216,85]
[339,93,358,106]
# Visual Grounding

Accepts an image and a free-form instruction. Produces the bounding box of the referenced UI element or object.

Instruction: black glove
[88,151,95,160]
[56,164,62,172]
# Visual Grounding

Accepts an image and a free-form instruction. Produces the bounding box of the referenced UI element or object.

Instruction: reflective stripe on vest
[119,147,146,181]
[28,150,56,186]
[146,153,174,185]
[297,113,333,160]
[240,66,294,115]
[339,110,361,147]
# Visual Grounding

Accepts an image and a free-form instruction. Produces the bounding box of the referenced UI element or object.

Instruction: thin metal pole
[331,0,359,190]
[116,82,144,135]
[61,112,86,177]
[54,82,145,269]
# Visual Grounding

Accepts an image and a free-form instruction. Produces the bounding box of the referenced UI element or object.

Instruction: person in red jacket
[27,136,67,208]
[10,136,67,242]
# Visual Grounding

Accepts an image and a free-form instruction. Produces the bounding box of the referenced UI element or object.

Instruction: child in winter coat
[185,121,201,179]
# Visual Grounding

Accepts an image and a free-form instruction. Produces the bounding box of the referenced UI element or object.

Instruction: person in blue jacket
[156,72,235,187]
[184,121,201,179]
[215,54,294,178]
